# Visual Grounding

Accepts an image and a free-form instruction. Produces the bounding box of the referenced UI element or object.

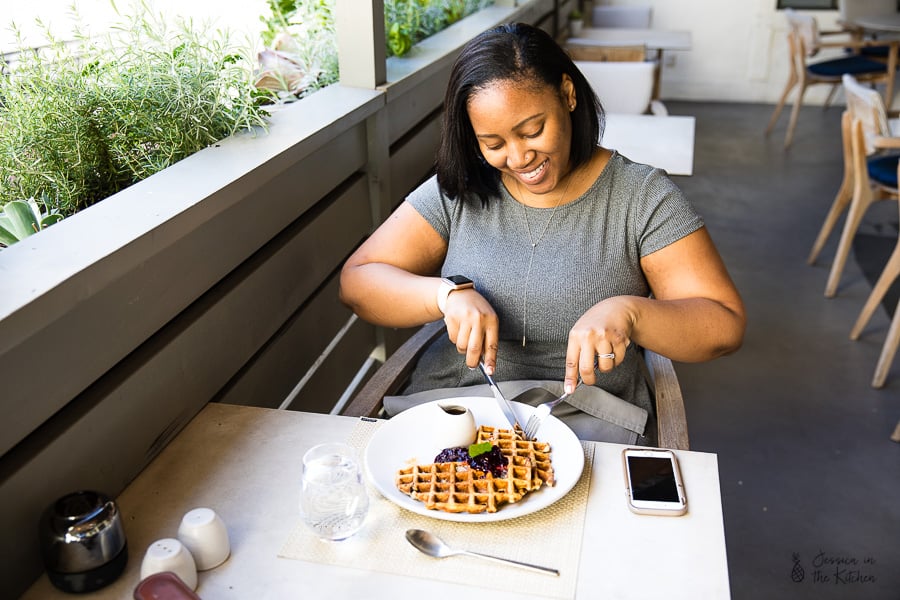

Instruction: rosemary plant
[384,0,495,57]
[0,5,269,217]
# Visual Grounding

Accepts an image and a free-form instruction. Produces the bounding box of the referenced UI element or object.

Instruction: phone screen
[627,455,680,502]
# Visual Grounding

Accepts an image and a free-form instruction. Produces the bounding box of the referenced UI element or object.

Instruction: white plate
[364,397,585,522]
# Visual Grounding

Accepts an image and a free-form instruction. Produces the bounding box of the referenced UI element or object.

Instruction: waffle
[476,425,555,489]
[395,425,555,513]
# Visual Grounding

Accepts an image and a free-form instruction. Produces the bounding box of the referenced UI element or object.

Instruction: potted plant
[0,8,270,220]
[569,9,584,37]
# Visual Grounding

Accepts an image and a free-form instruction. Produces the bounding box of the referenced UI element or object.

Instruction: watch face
[444,275,473,286]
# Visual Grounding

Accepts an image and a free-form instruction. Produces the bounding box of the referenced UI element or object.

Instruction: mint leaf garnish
[468,442,492,458]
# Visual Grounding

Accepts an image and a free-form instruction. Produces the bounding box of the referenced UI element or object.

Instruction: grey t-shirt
[404,152,704,419]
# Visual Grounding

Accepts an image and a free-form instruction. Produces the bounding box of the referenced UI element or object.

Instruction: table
[603,113,696,176]
[567,27,693,99]
[848,15,900,109]
[851,13,900,31]
[21,403,730,599]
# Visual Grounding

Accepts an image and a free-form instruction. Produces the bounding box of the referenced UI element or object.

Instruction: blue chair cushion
[867,154,899,188]
[808,55,887,77]
[860,44,891,59]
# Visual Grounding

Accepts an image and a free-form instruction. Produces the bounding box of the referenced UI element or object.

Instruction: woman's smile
[516,159,548,185]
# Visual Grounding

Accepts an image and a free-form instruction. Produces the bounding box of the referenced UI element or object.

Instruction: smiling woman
[339,22,746,444]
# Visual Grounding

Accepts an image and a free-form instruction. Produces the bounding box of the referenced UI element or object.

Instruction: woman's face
[467,75,576,199]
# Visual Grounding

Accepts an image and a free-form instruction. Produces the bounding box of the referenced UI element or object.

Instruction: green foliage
[0,198,63,247]
[384,0,495,58]
[256,0,496,101]
[256,0,339,100]
[0,3,269,218]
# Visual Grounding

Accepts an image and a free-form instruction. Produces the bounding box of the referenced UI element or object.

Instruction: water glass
[299,442,369,541]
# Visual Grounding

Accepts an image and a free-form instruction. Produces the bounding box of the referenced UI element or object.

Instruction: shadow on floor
[854,232,900,317]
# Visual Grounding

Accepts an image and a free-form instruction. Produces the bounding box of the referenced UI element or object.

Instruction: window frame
[776,0,837,9]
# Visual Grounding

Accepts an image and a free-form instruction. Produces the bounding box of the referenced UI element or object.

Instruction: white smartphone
[622,447,687,516]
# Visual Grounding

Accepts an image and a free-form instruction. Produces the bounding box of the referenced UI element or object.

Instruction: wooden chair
[565,43,665,113]
[765,9,891,149]
[807,110,857,270]
[342,320,690,450]
[848,158,900,389]
[811,74,899,299]
[839,5,895,66]
[564,43,646,63]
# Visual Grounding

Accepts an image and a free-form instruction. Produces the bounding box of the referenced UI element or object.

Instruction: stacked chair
[766,9,891,149]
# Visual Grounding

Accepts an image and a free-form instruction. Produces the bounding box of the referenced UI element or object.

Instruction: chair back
[843,72,891,155]
[575,60,655,114]
[785,9,821,57]
[566,43,646,62]
[591,5,652,28]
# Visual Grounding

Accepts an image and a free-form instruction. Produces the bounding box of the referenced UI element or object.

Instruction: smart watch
[436,275,474,313]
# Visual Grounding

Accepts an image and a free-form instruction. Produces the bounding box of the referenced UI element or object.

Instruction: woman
[340,23,745,441]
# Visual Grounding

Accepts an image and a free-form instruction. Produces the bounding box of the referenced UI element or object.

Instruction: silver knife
[478,361,521,430]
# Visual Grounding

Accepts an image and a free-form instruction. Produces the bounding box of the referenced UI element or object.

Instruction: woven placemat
[279,418,594,599]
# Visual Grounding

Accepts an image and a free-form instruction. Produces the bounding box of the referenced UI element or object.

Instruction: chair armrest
[342,321,446,418]
[644,349,690,450]
[343,322,689,450]
[818,39,896,50]
[873,135,900,150]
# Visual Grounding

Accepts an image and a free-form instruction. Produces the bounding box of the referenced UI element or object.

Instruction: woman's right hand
[440,287,500,373]
[339,200,501,371]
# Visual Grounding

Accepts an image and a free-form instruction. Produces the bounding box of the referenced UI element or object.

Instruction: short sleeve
[633,167,704,257]
[406,175,452,241]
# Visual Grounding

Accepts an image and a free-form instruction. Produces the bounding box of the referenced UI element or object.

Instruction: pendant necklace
[516,172,574,347]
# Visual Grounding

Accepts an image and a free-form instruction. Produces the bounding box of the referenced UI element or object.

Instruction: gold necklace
[515,172,575,346]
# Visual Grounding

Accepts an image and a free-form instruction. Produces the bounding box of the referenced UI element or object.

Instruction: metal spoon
[405,529,559,576]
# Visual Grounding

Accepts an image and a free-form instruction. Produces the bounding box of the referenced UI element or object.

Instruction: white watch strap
[436,281,453,314]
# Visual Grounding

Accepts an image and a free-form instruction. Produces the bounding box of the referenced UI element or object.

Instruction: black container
[39,490,128,594]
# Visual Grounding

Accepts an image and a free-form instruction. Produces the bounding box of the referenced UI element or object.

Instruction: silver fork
[523,382,579,440]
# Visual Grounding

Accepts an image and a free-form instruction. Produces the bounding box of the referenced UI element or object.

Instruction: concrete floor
[661,101,900,600]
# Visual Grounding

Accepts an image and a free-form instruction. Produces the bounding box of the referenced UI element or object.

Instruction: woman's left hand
[563,297,636,392]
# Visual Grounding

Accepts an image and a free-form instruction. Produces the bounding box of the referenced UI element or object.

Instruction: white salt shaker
[177,507,230,571]
[140,538,197,590]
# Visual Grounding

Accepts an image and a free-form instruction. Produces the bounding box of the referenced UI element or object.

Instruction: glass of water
[299,442,369,541]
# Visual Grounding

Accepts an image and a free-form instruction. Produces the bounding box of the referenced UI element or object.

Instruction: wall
[587,0,853,105]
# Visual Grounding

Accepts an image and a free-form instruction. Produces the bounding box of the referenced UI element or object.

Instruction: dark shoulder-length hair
[436,22,604,205]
